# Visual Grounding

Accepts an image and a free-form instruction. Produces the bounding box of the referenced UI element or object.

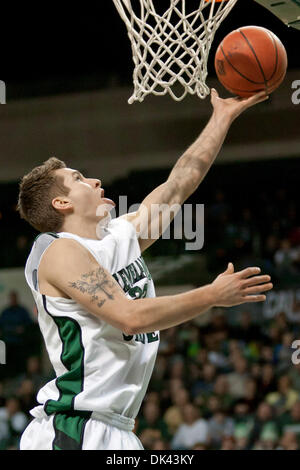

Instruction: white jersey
[25,217,159,427]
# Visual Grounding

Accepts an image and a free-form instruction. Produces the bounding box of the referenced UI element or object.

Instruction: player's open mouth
[100,189,116,207]
[102,197,116,207]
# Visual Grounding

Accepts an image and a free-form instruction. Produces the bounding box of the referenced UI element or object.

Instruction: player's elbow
[122,323,140,336]
[122,317,142,336]
[121,318,136,336]
[121,305,146,336]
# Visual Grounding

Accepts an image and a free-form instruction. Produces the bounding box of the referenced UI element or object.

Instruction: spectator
[277,431,299,450]
[248,402,278,448]
[202,311,230,339]
[212,375,234,412]
[233,424,251,450]
[220,435,236,450]
[168,357,185,381]
[268,324,282,347]
[244,378,260,413]
[208,409,234,449]
[227,357,249,399]
[260,345,275,365]
[227,339,244,363]
[250,363,262,382]
[208,190,230,227]
[171,404,209,450]
[152,439,169,450]
[274,239,299,276]
[278,401,300,445]
[195,348,209,369]
[163,388,189,436]
[266,375,299,415]
[138,429,162,450]
[0,291,34,378]
[289,363,300,391]
[274,332,295,373]
[186,362,201,389]
[191,363,216,399]
[232,311,264,343]
[10,235,31,267]
[137,402,170,443]
[145,391,160,405]
[0,382,5,407]
[252,423,279,450]
[261,234,279,274]
[149,355,168,392]
[158,327,178,356]
[257,364,277,400]
[0,396,28,450]
[13,356,46,393]
[192,443,208,450]
[273,312,290,336]
[182,325,201,359]
[168,378,185,398]
[232,400,254,449]
[17,379,37,415]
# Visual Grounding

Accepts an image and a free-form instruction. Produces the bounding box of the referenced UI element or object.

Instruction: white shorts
[20,407,143,450]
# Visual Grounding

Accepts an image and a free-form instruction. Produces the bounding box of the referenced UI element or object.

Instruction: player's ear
[52,196,73,213]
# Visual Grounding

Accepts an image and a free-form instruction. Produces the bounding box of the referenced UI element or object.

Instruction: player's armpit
[38,238,134,334]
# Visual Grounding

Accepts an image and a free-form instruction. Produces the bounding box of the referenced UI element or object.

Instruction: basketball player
[18,89,272,450]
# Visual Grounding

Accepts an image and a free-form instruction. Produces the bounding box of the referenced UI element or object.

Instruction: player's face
[54,167,115,220]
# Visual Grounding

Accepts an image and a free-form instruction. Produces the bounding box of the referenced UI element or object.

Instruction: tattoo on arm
[68,266,118,308]
[171,153,207,175]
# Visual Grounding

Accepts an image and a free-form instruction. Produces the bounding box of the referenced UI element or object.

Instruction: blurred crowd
[135,310,300,450]
[0,291,46,449]
[205,188,300,288]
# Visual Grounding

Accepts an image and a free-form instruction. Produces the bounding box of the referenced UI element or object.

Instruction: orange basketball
[214,26,288,97]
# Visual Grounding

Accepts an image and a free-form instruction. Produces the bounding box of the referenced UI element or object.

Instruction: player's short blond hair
[17,157,69,233]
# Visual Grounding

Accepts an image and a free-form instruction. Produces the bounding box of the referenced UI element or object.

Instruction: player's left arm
[122,89,269,252]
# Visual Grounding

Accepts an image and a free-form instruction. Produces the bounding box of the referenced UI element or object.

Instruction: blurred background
[0,0,299,450]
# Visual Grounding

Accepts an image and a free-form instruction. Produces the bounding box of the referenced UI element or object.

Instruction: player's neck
[60,215,109,240]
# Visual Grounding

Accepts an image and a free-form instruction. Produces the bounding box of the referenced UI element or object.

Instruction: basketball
[214,26,288,97]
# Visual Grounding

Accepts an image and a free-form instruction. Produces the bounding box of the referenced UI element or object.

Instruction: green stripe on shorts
[53,412,91,450]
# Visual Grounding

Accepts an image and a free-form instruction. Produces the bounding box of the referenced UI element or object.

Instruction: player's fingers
[211,88,219,96]
[210,88,220,103]
[245,91,269,105]
[238,267,261,279]
[243,283,273,295]
[241,294,267,303]
[242,274,271,287]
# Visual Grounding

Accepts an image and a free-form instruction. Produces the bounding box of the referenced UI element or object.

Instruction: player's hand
[210,88,269,122]
[210,262,273,307]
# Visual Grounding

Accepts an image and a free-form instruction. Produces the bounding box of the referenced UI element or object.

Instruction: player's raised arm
[38,239,273,335]
[123,89,269,252]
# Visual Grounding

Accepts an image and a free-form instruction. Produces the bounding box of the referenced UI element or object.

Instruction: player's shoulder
[39,235,96,272]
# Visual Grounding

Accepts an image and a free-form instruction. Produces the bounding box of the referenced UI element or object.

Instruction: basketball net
[112,0,239,103]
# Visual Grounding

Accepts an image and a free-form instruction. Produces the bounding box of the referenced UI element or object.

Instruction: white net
[112,0,239,103]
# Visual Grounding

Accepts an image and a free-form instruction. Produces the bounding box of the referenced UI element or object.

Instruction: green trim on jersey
[52,411,91,450]
[34,231,59,242]
[42,295,86,416]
